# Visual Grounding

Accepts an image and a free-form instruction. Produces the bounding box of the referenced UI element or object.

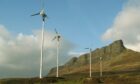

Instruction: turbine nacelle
[53,29,61,41]
[31,9,47,21]
[53,35,61,41]
[40,9,47,21]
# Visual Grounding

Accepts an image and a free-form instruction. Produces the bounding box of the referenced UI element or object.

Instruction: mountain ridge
[48,40,140,76]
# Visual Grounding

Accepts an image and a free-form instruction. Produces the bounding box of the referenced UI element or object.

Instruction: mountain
[48,40,140,77]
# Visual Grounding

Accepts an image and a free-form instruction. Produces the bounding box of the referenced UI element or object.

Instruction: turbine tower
[85,48,92,78]
[31,0,48,79]
[99,56,104,83]
[100,57,103,78]
[53,29,61,77]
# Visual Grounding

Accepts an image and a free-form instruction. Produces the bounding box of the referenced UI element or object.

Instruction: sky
[0,0,140,78]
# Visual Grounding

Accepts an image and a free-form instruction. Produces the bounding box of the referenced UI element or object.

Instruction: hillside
[48,40,140,77]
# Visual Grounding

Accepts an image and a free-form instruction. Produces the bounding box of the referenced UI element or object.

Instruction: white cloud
[102,0,140,51]
[0,25,10,40]
[0,25,75,78]
[68,51,86,57]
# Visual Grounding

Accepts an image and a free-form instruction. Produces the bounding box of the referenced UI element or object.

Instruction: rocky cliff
[48,40,140,76]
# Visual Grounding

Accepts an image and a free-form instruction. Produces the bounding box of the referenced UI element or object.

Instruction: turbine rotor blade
[52,36,56,41]
[31,13,40,16]
[55,29,58,34]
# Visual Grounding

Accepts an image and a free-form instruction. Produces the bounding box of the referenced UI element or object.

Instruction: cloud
[0,25,75,78]
[68,51,86,57]
[102,0,140,51]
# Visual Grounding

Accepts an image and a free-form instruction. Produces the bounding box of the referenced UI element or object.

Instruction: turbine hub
[40,9,47,21]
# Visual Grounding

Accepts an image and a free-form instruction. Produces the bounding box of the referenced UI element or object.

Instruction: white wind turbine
[31,0,48,79]
[85,48,92,78]
[99,56,104,83]
[100,57,103,78]
[52,29,61,77]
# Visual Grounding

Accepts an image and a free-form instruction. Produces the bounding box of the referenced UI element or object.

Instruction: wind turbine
[99,56,104,83]
[31,0,48,79]
[52,29,61,77]
[85,48,92,78]
[100,57,103,78]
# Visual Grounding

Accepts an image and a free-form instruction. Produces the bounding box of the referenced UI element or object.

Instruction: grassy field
[57,70,140,84]
[0,70,140,84]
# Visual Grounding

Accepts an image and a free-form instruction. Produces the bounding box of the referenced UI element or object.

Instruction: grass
[57,79,83,84]
[0,71,140,84]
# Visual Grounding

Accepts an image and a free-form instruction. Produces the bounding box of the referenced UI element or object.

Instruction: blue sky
[0,0,127,51]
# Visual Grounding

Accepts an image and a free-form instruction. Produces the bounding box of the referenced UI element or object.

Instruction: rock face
[65,40,126,67]
[48,40,140,76]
